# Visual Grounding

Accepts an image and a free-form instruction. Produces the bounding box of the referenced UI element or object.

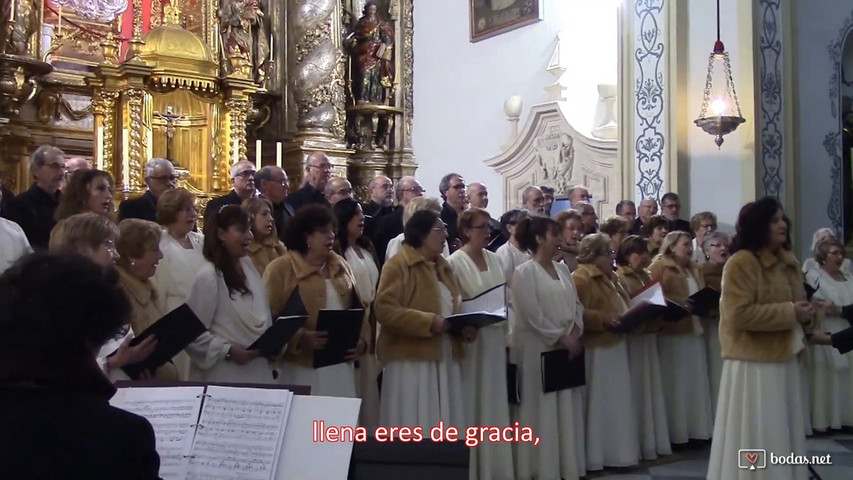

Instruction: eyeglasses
[700,223,716,230]
[449,183,466,191]
[376,184,394,191]
[149,174,177,182]
[308,163,332,172]
[708,243,725,248]
[233,170,255,179]
[179,205,199,214]
[402,187,425,193]
[432,223,448,233]
[663,203,680,210]
[335,188,354,196]
[45,162,67,170]
[828,250,845,257]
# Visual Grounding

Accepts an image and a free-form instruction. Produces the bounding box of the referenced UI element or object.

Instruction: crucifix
[153,106,187,161]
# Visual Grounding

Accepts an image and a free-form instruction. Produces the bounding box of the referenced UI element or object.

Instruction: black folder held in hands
[616,302,667,333]
[804,282,818,301]
[314,309,365,369]
[507,363,521,405]
[248,315,308,357]
[540,349,586,393]
[446,312,506,336]
[689,287,721,317]
[832,327,853,355]
[661,300,691,322]
[122,303,207,380]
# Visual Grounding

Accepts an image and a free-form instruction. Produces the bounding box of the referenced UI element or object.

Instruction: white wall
[680,0,755,233]
[412,0,617,217]
[793,0,852,257]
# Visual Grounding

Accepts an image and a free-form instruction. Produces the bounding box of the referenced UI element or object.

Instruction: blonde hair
[49,213,118,255]
[814,237,844,265]
[115,219,161,265]
[555,209,582,227]
[402,196,441,225]
[156,188,196,226]
[577,233,612,264]
[657,231,692,259]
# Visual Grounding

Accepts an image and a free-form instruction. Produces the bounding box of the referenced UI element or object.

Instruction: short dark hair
[730,196,784,254]
[515,216,560,254]
[616,235,648,266]
[599,216,628,237]
[333,198,376,259]
[202,204,252,297]
[661,192,679,205]
[404,210,441,249]
[539,185,555,195]
[615,200,635,215]
[0,253,130,381]
[640,215,668,237]
[438,173,462,200]
[284,204,336,254]
[499,209,528,237]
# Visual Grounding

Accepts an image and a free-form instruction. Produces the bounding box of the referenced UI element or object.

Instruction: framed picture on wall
[469,0,542,43]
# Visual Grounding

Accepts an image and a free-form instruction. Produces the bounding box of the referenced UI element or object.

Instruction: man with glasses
[574,201,599,235]
[631,197,658,235]
[439,172,468,253]
[372,175,424,263]
[7,145,65,249]
[568,184,591,206]
[468,182,504,251]
[204,160,257,224]
[363,175,394,218]
[286,152,332,211]
[324,177,355,206]
[256,166,294,243]
[660,192,691,236]
[118,158,176,222]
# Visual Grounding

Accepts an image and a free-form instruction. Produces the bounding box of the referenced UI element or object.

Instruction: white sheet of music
[461,283,507,317]
[629,281,667,308]
[110,386,205,480]
[277,395,361,480]
[187,385,292,480]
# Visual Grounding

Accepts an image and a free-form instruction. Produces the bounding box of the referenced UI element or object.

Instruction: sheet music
[187,386,292,480]
[461,284,507,317]
[630,281,667,308]
[110,386,205,480]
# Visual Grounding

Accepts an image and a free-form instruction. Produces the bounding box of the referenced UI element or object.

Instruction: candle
[275,142,282,168]
[10,0,15,22]
[232,139,239,162]
[57,6,62,34]
[147,127,153,160]
[255,139,262,169]
[95,126,104,170]
[269,34,273,61]
[122,128,130,190]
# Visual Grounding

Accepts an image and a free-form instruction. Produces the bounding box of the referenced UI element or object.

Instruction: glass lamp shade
[694,47,745,148]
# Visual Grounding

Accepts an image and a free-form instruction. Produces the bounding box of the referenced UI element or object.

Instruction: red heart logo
[745,452,759,464]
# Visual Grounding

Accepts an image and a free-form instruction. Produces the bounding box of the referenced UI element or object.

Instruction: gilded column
[224,97,251,166]
[286,0,352,184]
[122,88,146,194]
[384,0,416,180]
[92,89,120,175]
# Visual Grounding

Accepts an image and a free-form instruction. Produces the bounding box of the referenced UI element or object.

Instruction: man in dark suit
[660,192,692,236]
[204,160,257,225]
[118,158,176,222]
[438,172,467,254]
[7,145,65,250]
[372,175,423,263]
[631,197,658,235]
[0,169,14,219]
[362,175,394,241]
[256,165,294,243]
[285,151,331,212]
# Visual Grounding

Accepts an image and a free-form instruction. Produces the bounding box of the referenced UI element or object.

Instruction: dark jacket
[118,190,158,223]
[440,202,461,254]
[262,195,295,243]
[631,217,645,235]
[363,201,394,242]
[0,186,14,218]
[372,206,403,263]
[285,184,328,213]
[204,190,243,225]
[7,185,60,250]
[665,217,693,236]
[486,217,506,252]
[0,353,160,479]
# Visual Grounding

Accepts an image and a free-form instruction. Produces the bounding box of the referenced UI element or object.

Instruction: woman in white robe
[185,205,277,384]
[807,237,853,430]
[707,197,811,480]
[699,231,730,413]
[447,207,513,480]
[511,216,585,480]
[334,199,382,429]
[615,235,671,460]
[495,209,530,344]
[385,196,449,260]
[803,227,853,284]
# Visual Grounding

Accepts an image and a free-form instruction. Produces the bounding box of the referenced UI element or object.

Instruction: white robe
[511,260,586,480]
[495,242,530,342]
[447,249,514,480]
[386,233,450,260]
[151,231,205,314]
[185,257,278,384]
[0,217,32,274]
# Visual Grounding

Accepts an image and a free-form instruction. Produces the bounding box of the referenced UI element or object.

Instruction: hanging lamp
[694,0,745,148]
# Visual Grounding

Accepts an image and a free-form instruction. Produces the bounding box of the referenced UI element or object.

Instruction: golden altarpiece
[0,0,416,205]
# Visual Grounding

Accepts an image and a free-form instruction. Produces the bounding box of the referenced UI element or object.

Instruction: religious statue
[217,0,270,83]
[8,0,40,56]
[347,1,394,105]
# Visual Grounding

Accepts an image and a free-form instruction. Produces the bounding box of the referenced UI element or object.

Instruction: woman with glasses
[264,204,368,397]
[649,231,713,445]
[55,170,116,222]
[616,235,671,461]
[803,228,853,284]
[186,205,277,384]
[691,212,718,265]
[447,207,513,479]
[375,209,467,430]
[333,198,381,428]
[49,213,156,381]
[700,231,730,411]
[806,237,853,431]
[242,197,287,276]
[554,209,583,271]
[511,216,585,480]
[572,233,639,471]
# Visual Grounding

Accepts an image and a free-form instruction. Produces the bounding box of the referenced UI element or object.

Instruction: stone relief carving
[534,126,574,195]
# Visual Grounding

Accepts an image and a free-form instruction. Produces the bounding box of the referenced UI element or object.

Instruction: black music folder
[122,303,206,379]
[314,309,365,368]
[661,300,691,322]
[540,349,586,393]
[689,287,721,318]
[446,312,506,336]
[832,327,853,355]
[804,282,818,301]
[506,363,520,405]
[249,315,308,357]
[279,287,309,317]
[615,302,667,333]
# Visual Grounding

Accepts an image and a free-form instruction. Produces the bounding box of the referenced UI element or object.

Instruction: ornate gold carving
[37,91,93,123]
[93,89,120,175]
[151,0,164,28]
[225,97,250,163]
[164,1,182,26]
[124,88,146,192]
[402,0,413,146]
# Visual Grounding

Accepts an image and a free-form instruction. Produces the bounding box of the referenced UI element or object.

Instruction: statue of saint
[9,0,40,56]
[347,1,394,105]
[217,0,270,83]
